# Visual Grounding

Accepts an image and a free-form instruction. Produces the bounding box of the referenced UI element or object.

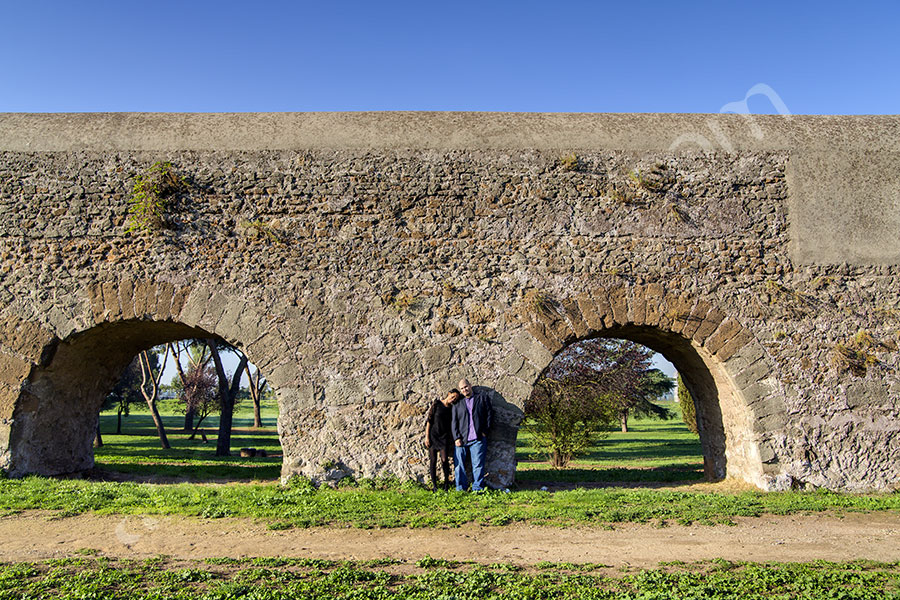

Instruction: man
[451,378,493,491]
[424,388,460,491]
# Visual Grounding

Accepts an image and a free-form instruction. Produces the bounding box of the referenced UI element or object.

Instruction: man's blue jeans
[454,438,486,491]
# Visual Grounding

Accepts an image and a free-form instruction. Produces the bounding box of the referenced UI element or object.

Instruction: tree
[677,374,699,435]
[206,339,247,456]
[168,340,211,431]
[525,376,618,468]
[618,368,675,433]
[137,345,171,449]
[103,356,144,434]
[182,362,219,440]
[244,362,268,428]
[524,339,664,467]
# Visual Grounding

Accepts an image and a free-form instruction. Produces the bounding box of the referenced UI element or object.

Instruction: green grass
[0,556,897,599]
[516,402,705,484]
[1,475,898,528]
[95,396,282,481]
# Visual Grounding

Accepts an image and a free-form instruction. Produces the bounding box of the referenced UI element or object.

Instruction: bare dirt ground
[1,510,898,567]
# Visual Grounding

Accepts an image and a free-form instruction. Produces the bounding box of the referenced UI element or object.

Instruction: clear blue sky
[1,1,897,114]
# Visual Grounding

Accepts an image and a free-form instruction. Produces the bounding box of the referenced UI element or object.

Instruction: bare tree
[138,345,171,449]
[168,340,211,431]
[182,363,219,441]
[244,362,267,428]
[206,339,247,456]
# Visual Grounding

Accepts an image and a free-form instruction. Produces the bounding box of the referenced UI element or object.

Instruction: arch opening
[7,319,283,480]
[518,323,766,487]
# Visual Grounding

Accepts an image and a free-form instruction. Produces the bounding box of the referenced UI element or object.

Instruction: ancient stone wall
[0,113,897,491]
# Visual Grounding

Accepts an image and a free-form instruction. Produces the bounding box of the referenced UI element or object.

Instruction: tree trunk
[139,348,171,450]
[116,408,123,434]
[253,399,262,429]
[620,410,629,433]
[245,363,263,428]
[208,340,248,457]
[169,342,194,432]
[94,423,103,448]
[146,396,171,449]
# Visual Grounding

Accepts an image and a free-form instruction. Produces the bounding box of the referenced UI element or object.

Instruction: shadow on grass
[516,464,705,485]
[91,460,282,482]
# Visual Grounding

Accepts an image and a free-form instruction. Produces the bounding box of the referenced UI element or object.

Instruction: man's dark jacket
[451,391,493,443]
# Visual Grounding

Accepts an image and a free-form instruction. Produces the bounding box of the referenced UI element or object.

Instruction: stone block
[0,351,31,386]
[140,282,159,318]
[170,286,191,318]
[846,380,890,409]
[279,384,323,414]
[155,281,175,321]
[375,378,405,403]
[422,344,451,374]
[495,374,533,405]
[245,330,288,372]
[742,378,775,406]
[588,287,615,328]
[629,285,647,325]
[500,352,525,378]
[664,294,694,334]
[755,409,788,433]
[0,315,56,361]
[692,307,726,344]
[85,282,105,323]
[509,331,553,368]
[714,328,753,361]
[643,283,666,327]
[234,309,266,347]
[178,286,212,328]
[607,287,629,326]
[732,355,771,389]
[576,293,605,332]
[216,300,246,339]
[705,317,744,355]
[681,299,711,338]
[325,378,364,406]
[199,292,229,330]
[561,298,589,339]
[131,280,150,319]
[118,279,135,320]
[758,443,778,464]
[525,322,564,354]
[724,342,766,375]
[394,350,423,378]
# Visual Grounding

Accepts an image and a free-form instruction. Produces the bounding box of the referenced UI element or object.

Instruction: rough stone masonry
[0,113,897,491]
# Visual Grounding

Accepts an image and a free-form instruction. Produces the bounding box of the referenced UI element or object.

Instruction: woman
[424,388,461,491]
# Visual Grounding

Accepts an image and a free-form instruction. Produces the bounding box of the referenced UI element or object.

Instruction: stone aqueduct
[0,113,897,491]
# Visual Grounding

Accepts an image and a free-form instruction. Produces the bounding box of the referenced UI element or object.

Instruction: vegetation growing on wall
[126,161,185,233]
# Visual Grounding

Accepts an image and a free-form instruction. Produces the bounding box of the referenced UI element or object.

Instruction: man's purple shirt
[465,395,477,442]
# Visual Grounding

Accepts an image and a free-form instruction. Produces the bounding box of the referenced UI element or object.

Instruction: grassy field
[1,555,897,599]
[94,396,282,481]
[517,402,705,484]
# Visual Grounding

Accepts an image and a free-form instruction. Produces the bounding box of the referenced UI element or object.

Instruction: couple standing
[424,378,493,491]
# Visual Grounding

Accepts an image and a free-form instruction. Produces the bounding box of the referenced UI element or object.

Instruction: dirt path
[2,511,898,567]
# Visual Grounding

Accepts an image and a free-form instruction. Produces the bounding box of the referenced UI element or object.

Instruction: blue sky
[1,1,897,114]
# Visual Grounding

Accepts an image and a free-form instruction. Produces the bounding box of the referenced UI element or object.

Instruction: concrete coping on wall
[0,112,898,153]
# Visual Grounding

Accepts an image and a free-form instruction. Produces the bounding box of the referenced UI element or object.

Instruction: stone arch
[0,278,299,477]
[495,284,787,490]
